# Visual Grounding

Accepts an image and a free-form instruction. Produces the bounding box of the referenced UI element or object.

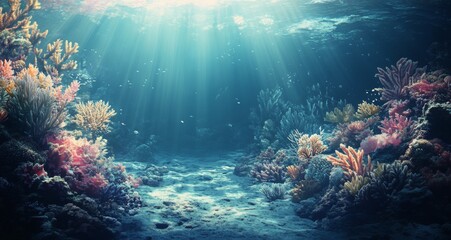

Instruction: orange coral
[326,144,372,179]
[297,134,327,160]
[287,165,300,181]
[0,60,14,79]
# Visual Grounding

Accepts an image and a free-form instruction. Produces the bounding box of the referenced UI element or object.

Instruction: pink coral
[408,79,446,99]
[53,80,80,105]
[388,100,412,117]
[0,60,14,79]
[379,113,413,137]
[360,133,402,154]
[47,131,109,195]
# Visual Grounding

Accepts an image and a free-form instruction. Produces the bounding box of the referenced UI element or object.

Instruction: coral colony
[0,1,142,238]
[244,55,451,228]
[0,0,450,239]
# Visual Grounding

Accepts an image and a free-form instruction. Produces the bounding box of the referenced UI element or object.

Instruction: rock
[155,222,169,229]
[36,176,72,204]
[0,140,46,177]
[197,175,213,181]
[421,102,451,143]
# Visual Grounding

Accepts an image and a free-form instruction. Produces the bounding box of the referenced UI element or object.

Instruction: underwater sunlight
[0,0,450,239]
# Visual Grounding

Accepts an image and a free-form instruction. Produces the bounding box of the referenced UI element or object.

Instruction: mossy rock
[0,140,46,177]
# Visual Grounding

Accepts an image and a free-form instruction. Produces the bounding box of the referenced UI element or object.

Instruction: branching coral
[326,144,372,180]
[251,161,286,183]
[379,113,413,138]
[34,39,79,79]
[324,104,355,124]
[374,58,426,104]
[297,133,327,160]
[354,101,380,120]
[0,0,42,31]
[291,179,322,203]
[73,100,116,137]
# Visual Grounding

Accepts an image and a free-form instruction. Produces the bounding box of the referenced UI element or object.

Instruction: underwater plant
[261,183,286,201]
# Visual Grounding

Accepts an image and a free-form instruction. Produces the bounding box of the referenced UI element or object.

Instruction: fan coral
[297,133,327,160]
[73,100,116,137]
[324,104,355,124]
[374,58,425,103]
[277,107,319,146]
[354,101,380,120]
[326,144,372,180]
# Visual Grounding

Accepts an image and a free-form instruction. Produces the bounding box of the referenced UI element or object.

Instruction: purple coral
[375,58,425,104]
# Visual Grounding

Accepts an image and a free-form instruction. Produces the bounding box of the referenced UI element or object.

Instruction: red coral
[408,79,446,99]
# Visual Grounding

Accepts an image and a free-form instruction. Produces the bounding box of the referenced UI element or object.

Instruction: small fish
[133,130,139,135]
[121,122,126,126]
[180,120,184,124]
[227,123,233,127]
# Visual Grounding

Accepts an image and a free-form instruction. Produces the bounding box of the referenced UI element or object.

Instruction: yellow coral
[297,134,327,160]
[344,175,369,195]
[0,0,41,31]
[35,39,79,78]
[73,100,116,137]
[324,104,355,124]
[355,101,380,119]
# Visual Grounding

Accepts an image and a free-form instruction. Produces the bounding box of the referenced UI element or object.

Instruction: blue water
[1,1,451,239]
[32,0,450,152]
